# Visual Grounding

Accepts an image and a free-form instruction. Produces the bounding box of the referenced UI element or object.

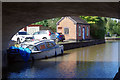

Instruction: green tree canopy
[31,16,120,39]
[31,17,61,32]
[106,18,120,36]
[80,16,107,39]
[32,20,48,27]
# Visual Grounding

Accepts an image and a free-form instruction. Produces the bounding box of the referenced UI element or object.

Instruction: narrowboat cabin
[7,40,64,62]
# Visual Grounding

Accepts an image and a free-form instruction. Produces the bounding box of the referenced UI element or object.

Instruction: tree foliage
[32,20,48,27]
[32,17,61,32]
[106,18,120,36]
[80,16,100,24]
[80,16,107,39]
[32,16,120,39]
[47,17,61,32]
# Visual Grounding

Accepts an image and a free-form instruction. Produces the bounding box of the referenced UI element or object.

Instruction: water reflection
[3,40,119,78]
[57,52,77,78]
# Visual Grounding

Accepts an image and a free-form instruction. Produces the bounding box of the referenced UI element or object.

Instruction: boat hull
[8,45,64,62]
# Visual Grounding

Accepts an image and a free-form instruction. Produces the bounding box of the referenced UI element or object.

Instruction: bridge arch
[2,2,119,67]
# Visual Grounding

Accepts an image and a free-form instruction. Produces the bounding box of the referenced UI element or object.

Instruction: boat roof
[21,40,55,46]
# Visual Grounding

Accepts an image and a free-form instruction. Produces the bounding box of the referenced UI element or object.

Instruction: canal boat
[7,40,64,62]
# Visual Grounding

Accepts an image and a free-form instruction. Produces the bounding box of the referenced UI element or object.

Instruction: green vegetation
[80,16,100,24]
[32,17,61,32]
[80,16,120,39]
[32,16,120,39]
[47,18,61,32]
[32,20,48,27]
[106,18,120,36]
[116,36,120,38]
[80,16,107,39]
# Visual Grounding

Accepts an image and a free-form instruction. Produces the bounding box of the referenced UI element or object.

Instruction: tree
[47,17,61,32]
[32,17,61,32]
[80,16,100,24]
[106,18,120,36]
[80,16,107,39]
[32,20,48,27]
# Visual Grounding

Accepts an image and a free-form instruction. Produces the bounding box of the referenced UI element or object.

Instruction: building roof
[56,16,89,25]
[69,16,89,24]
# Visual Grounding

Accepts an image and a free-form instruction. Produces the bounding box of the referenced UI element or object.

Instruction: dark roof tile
[69,16,89,24]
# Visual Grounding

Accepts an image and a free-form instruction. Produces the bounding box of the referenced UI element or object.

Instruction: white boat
[7,40,64,62]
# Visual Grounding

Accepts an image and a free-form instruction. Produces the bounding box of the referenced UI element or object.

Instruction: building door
[82,27,85,40]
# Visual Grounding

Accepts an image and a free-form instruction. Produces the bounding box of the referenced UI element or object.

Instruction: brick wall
[57,17,90,40]
[77,24,90,40]
[57,17,76,40]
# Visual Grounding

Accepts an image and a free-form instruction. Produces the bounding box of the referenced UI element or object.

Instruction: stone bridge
[1,2,120,69]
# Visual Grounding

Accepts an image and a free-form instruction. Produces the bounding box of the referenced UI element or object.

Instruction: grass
[105,36,120,38]
[116,36,120,38]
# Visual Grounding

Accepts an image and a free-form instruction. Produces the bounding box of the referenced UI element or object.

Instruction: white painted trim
[68,17,77,24]
[56,17,65,25]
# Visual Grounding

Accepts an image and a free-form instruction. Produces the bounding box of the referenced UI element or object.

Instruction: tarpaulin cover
[9,46,31,62]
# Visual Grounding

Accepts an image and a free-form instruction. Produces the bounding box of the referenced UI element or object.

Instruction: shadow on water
[2,53,70,79]
[3,60,118,79]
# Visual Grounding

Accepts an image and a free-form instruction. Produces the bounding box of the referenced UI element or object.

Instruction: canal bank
[105,37,120,40]
[60,40,105,51]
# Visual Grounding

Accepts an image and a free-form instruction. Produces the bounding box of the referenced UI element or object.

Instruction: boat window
[51,42,55,47]
[33,46,39,51]
[27,45,34,50]
[46,42,55,48]
[27,45,38,51]
[40,44,46,50]
[46,42,50,48]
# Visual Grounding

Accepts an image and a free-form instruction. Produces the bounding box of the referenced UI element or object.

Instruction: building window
[64,28,69,34]
[78,26,81,36]
[87,26,89,36]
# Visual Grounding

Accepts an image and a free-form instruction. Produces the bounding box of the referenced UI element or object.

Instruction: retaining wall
[60,40,105,51]
[105,38,120,40]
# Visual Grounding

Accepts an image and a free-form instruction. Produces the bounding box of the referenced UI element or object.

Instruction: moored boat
[7,40,64,62]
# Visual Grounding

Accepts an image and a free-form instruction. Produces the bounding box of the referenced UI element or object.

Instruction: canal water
[3,40,119,78]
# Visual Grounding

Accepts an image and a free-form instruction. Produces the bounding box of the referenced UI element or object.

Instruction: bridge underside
[2,2,120,67]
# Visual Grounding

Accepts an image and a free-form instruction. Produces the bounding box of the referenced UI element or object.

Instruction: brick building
[56,16,90,41]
